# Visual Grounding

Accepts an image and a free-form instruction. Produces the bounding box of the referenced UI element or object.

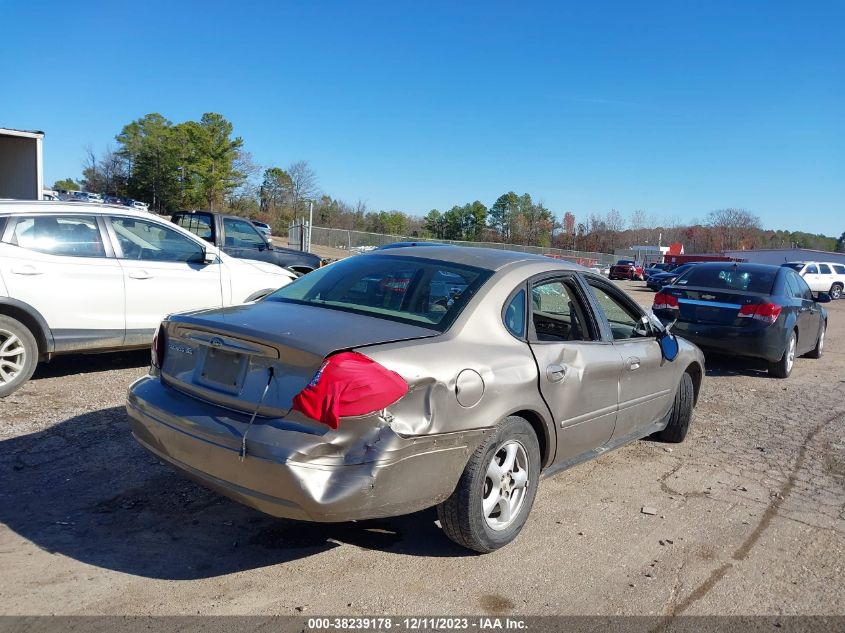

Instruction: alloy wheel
[785,334,796,374]
[483,440,530,531]
[0,328,26,386]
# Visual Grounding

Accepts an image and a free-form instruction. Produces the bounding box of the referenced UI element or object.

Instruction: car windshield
[265,255,491,331]
[675,266,777,293]
[781,263,804,271]
[617,260,634,265]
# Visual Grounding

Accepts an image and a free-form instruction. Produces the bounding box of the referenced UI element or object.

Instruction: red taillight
[653,292,679,311]
[291,351,408,429]
[151,324,166,369]
[738,302,782,325]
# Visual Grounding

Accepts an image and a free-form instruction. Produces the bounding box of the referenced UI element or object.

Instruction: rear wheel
[830,284,843,300]
[768,330,797,378]
[437,416,540,553]
[805,323,825,359]
[652,372,694,443]
[0,316,38,398]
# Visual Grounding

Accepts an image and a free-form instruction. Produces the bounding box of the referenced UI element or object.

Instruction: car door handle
[11,265,43,276]
[626,356,641,371]
[128,271,152,280]
[546,364,567,382]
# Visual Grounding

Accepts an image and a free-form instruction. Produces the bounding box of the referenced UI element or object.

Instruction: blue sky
[2,1,843,236]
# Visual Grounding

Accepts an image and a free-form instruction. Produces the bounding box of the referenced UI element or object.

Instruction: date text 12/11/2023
[306,617,528,631]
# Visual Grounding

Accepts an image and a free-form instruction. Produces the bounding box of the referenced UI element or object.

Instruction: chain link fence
[288,223,617,267]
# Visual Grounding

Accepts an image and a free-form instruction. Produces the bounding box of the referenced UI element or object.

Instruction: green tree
[181,113,245,211]
[260,167,293,218]
[115,113,180,213]
[488,192,520,241]
[424,209,446,238]
[52,178,79,191]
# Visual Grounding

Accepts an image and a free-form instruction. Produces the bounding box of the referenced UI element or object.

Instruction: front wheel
[768,330,797,378]
[651,372,694,443]
[0,316,38,398]
[437,416,541,553]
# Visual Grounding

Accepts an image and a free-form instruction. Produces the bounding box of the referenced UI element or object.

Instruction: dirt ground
[1,280,843,616]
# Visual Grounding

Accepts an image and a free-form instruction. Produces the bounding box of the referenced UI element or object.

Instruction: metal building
[0,127,45,200]
[722,248,845,266]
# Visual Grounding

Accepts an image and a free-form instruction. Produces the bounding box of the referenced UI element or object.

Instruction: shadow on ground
[31,349,151,380]
[703,353,772,378]
[0,406,469,580]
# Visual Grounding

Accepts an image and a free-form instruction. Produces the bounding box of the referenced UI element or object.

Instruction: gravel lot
[1,280,843,616]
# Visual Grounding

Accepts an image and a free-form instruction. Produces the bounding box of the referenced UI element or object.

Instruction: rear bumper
[126,376,485,522]
[666,320,785,363]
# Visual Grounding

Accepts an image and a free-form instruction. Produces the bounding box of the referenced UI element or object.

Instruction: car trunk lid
[159,301,436,419]
[663,286,772,325]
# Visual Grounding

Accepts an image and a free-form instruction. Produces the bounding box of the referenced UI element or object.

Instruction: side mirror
[815,292,831,304]
[202,248,217,265]
[658,332,680,362]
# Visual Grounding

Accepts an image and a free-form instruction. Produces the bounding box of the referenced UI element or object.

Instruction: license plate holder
[199,348,246,392]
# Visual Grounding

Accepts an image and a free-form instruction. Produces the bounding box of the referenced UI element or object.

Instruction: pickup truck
[171,210,321,274]
[608,259,644,281]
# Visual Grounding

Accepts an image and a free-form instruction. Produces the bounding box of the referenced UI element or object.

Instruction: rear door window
[9,215,105,258]
[111,217,205,262]
[529,279,594,342]
[819,264,832,275]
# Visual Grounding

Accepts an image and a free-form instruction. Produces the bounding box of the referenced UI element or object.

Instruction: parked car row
[54,189,150,211]
[652,262,828,379]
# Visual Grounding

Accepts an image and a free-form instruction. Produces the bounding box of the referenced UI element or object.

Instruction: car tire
[830,284,843,300]
[805,323,825,359]
[0,316,38,398]
[651,372,694,443]
[437,416,541,553]
[768,330,797,379]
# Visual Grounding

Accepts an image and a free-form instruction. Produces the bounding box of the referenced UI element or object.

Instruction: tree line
[62,112,841,255]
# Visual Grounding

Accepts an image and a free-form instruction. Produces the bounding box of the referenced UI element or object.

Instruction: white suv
[0,201,296,396]
[782,261,845,300]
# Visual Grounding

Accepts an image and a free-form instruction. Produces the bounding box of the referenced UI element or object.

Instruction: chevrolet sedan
[127,245,705,552]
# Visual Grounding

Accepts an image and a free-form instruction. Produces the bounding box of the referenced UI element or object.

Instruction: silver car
[127,245,705,552]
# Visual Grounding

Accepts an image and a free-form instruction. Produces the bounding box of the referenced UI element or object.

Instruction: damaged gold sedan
[127,245,704,552]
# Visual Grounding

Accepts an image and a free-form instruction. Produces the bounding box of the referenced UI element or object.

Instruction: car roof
[685,261,783,274]
[362,243,583,272]
[0,200,151,217]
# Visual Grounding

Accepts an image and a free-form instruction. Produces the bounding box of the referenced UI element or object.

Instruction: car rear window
[173,213,213,240]
[265,255,491,331]
[834,264,845,275]
[676,266,777,293]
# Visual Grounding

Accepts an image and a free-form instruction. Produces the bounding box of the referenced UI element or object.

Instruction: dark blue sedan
[646,262,700,291]
[653,262,828,378]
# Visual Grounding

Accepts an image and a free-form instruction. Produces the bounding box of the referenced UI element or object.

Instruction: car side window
[805,264,818,274]
[818,264,832,275]
[586,279,648,341]
[784,272,803,299]
[791,272,813,300]
[111,217,204,262]
[10,215,105,258]
[834,265,845,275]
[529,278,593,342]
[223,218,266,248]
[503,289,526,338]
